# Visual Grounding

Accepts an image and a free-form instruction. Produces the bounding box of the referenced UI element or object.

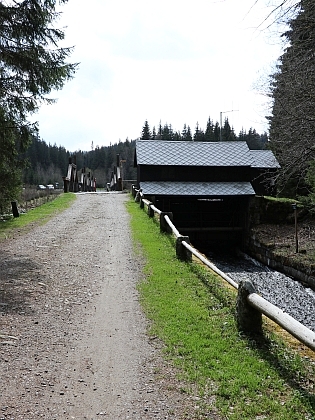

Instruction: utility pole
[220,109,239,141]
[292,203,298,253]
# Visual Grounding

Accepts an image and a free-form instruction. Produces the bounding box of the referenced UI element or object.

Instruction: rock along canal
[205,250,315,333]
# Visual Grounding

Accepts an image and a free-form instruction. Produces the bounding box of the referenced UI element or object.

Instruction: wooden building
[63,157,96,193]
[134,140,279,248]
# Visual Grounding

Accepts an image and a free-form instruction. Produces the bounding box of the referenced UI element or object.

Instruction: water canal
[204,249,315,333]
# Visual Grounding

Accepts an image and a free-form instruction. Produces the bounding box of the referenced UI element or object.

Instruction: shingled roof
[140,181,255,196]
[250,150,280,169]
[135,140,253,167]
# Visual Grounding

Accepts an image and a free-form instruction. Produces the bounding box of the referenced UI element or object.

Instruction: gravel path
[0,193,216,420]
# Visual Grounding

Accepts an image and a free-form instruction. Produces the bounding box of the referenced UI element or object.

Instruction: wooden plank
[182,241,239,289]
[180,227,243,232]
[164,215,181,238]
[150,205,161,215]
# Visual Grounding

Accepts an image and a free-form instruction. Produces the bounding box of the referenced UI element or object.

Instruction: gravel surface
[0,193,219,420]
[207,251,315,332]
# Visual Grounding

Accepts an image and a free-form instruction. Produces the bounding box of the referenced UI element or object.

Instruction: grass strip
[127,198,315,419]
[0,193,76,241]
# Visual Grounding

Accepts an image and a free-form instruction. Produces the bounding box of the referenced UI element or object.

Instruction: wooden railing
[132,185,315,351]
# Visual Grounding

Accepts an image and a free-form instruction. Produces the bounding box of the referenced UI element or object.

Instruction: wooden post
[148,203,154,218]
[176,236,192,262]
[236,279,262,334]
[140,197,144,209]
[292,203,298,253]
[135,189,142,203]
[160,212,173,233]
[63,177,69,193]
[11,201,19,218]
[117,177,122,191]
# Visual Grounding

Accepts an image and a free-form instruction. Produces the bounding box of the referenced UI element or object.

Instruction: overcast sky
[31,0,284,152]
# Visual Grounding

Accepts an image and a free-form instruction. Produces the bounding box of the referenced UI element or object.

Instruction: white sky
[30,0,284,152]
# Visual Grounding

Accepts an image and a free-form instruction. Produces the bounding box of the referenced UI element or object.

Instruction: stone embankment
[245,196,315,290]
[214,196,315,332]
[245,232,315,289]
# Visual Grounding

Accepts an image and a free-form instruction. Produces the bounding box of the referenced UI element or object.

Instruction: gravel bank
[208,251,315,333]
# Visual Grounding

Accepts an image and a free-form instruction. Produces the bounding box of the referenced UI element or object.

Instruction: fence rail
[132,185,315,351]
[182,241,239,289]
[164,215,181,238]
[247,293,315,350]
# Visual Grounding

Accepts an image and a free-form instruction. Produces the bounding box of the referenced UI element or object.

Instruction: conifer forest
[20,116,268,192]
[1,1,315,211]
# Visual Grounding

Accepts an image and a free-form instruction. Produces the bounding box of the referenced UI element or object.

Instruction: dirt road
[0,193,208,419]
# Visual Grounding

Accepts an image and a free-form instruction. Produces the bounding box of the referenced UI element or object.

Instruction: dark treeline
[22,138,70,187]
[22,138,137,188]
[22,116,267,188]
[73,140,137,187]
[2,0,313,208]
[141,117,268,150]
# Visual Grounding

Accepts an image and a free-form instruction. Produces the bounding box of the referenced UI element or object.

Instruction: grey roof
[135,140,253,167]
[140,181,255,197]
[250,150,280,169]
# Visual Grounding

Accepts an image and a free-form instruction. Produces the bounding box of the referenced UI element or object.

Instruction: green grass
[127,197,315,419]
[0,193,76,240]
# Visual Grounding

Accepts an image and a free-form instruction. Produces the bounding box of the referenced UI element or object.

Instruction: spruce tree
[140,120,152,139]
[181,124,189,141]
[193,122,205,141]
[204,117,215,142]
[214,122,220,141]
[186,125,193,141]
[0,0,76,210]
[161,124,174,140]
[246,128,264,150]
[221,118,237,141]
[173,131,181,141]
[157,121,163,139]
[0,1,76,129]
[238,128,246,142]
[269,0,314,195]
